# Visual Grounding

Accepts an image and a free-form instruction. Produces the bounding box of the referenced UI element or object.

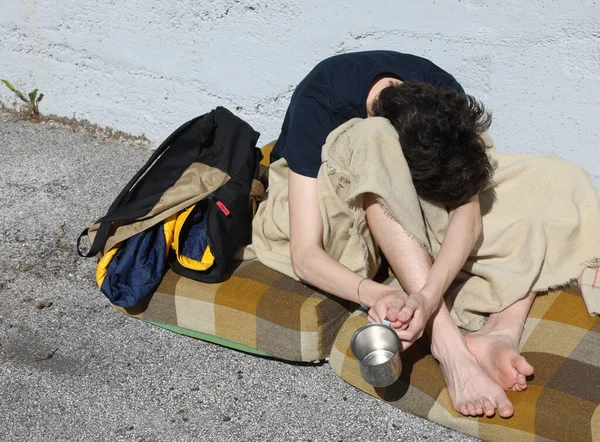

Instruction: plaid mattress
[329,285,600,441]
[118,260,354,362]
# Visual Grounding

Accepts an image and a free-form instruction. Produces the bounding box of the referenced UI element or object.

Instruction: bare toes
[483,400,495,417]
[458,404,469,416]
[514,356,534,376]
[467,403,476,416]
[474,401,484,415]
[517,373,526,386]
[496,395,514,418]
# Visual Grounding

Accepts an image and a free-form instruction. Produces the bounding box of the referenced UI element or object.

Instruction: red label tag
[216,200,230,216]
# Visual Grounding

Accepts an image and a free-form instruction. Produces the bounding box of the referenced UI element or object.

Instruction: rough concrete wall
[1,0,598,189]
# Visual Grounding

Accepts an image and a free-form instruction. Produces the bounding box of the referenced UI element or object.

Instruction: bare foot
[432,341,515,418]
[465,325,534,392]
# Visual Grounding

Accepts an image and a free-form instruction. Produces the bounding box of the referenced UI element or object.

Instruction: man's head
[371,81,493,205]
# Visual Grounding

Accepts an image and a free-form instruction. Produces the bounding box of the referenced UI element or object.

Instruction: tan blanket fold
[252,117,600,330]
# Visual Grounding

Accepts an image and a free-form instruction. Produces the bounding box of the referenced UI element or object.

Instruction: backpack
[77,107,263,308]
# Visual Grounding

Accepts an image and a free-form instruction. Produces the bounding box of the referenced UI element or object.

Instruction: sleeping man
[258,50,598,418]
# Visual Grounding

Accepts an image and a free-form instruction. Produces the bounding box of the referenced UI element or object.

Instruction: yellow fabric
[95,212,198,288]
[172,204,215,271]
[251,117,600,330]
[187,246,215,270]
[96,246,119,288]
[260,141,276,167]
[162,214,177,255]
[172,205,194,252]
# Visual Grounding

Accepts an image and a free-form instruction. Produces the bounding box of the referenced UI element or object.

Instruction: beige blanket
[251,117,600,330]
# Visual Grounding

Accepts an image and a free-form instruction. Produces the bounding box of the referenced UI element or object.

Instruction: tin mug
[350,322,402,387]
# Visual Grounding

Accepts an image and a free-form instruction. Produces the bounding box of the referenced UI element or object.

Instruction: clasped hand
[368,290,436,351]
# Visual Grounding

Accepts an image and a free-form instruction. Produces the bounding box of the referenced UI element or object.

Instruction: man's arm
[419,194,482,310]
[288,170,400,307]
[368,194,482,344]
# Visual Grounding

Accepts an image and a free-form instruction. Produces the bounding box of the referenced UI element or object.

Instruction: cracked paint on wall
[0,0,598,190]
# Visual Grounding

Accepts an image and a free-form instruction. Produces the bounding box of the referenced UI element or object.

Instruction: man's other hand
[368,291,433,351]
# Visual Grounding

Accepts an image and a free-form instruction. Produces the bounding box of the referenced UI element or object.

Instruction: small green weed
[1,79,44,116]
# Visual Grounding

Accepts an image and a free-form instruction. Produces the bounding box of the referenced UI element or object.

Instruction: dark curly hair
[371,81,493,205]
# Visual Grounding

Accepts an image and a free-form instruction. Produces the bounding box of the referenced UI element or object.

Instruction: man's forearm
[291,245,394,307]
[364,193,432,294]
[419,195,482,308]
[287,171,395,308]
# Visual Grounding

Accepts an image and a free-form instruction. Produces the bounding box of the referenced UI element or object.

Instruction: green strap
[141,319,270,357]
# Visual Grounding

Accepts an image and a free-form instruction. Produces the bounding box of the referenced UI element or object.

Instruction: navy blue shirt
[271,50,464,178]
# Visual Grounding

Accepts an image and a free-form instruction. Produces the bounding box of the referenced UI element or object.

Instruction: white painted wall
[1,0,599,189]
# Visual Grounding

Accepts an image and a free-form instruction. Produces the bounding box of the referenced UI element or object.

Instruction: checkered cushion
[117,260,354,362]
[330,285,600,441]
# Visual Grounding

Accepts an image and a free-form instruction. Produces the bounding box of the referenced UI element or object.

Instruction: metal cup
[350,322,402,387]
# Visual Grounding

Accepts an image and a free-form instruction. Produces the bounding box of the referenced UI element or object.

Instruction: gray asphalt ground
[0,112,477,442]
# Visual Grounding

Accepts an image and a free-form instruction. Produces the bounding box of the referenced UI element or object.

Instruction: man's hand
[368,289,408,326]
[368,291,437,351]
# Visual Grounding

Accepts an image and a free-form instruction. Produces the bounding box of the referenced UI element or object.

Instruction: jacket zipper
[207,193,231,216]
[205,192,230,270]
